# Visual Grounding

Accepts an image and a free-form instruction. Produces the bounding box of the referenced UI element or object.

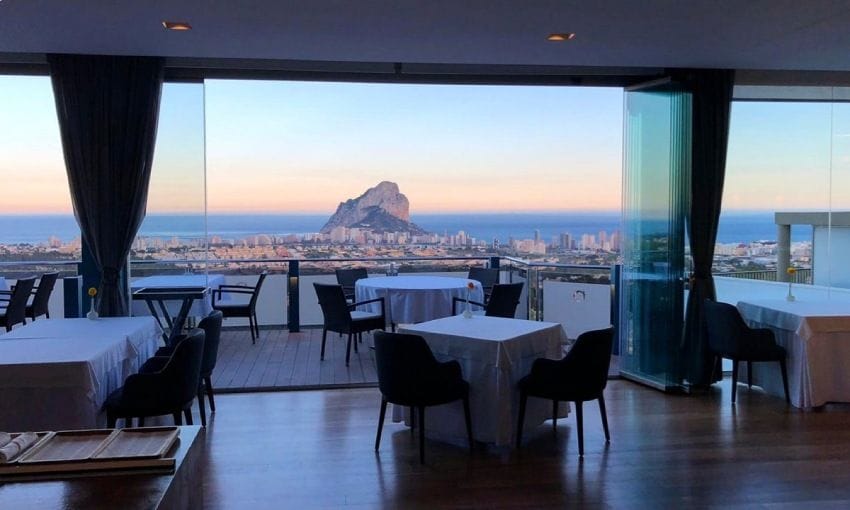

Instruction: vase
[86,298,99,320]
[463,295,472,319]
[786,282,795,302]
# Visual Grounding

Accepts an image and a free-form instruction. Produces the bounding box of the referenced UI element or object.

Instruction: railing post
[488,256,500,270]
[610,264,621,355]
[287,260,300,332]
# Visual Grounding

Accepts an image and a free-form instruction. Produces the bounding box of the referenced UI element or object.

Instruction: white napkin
[0,432,11,449]
[0,432,38,463]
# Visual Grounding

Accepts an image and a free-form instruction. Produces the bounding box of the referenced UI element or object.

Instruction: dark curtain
[48,54,164,316]
[682,69,735,386]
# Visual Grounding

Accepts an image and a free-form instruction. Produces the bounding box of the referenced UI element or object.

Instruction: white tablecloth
[355,276,484,325]
[0,317,162,430]
[396,315,568,446]
[131,274,225,317]
[737,299,850,408]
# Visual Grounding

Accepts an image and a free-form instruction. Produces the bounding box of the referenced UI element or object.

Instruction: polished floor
[200,378,850,509]
[212,327,620,391]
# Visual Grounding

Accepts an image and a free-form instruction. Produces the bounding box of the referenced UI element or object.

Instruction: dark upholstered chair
[517,327,614,456]
[452,282,523,318]
[373,332,473,464]
[314,283,385,366]
[213,271,267,344]
[468,267,499,302]
[704,300,789,404]
[0,276,36,332]
[153,311,223,426]
[335,268,368,302]
[106,329,205,428]
[26,271,59,321]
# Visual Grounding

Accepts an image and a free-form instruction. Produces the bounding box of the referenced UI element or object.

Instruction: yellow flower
[467,281,475,290]
[787,267,797,275]
[87,287,97,297]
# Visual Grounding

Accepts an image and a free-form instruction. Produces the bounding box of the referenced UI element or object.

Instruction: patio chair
[335,268,368,302]
[373,331,473,464]
[314,283,385,367]
[26,271,59,321]
[106,329,205,427]
[452,282,523,318]
[516,327,614,456]
[0,276,37,332]
[212,271,267,344]
[468,267,499,303]
[704,300,789,405]
[151,310,224,427]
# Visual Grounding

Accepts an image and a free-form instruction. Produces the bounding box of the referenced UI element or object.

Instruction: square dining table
[397,314,568,447]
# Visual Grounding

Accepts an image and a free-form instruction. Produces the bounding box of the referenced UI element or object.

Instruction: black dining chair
[26,271,59,321]
[106,329,205,428]
[314,283,385,366]
[373,331,473,464]
[213,271,267,344]
[151,311,224,427]
[0,276,37,332]
[468,267,499,303]
[516,327,614,456]
[452,282,524,318]
[335,268,368,303]
[704,300,790,405]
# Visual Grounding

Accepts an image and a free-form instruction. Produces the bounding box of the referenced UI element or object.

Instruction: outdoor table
[355,275,484,326]
[130,274,225,318]
[132,286,209,345]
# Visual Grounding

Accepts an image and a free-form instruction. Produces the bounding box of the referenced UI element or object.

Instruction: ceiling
[2,0,850,72]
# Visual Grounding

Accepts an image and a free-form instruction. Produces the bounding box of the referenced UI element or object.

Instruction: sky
[2,75,850,215]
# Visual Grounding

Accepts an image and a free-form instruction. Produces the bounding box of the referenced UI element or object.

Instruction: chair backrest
[561,327,615,397]
[485,282,524,318]
[313,283,352,331]
[468,267,499,295]
[5,277,36,329]
[198,310,224,376]
[703,300,748,356]
[161,328,206,404]
[31,272,59,318]
[248,272,268,309]
[373,331,440,404]
[335,268,367,293]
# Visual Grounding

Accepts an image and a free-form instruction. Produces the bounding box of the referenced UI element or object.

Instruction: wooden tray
[0,432,52,464]
[17,429,116,464]
[94,427,179,460]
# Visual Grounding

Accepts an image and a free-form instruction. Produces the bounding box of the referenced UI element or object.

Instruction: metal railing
[715,268,812,284]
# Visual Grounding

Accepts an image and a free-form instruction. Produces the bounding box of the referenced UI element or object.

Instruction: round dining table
[355,275,484,325]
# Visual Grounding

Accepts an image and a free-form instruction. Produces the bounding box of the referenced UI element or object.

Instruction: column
[776,224,791,282]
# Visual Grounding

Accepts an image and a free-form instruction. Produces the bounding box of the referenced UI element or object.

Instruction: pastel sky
[2,76,850,214]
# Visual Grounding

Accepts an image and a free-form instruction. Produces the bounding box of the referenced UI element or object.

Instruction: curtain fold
[48,54,164,316]
[682,69,735,386]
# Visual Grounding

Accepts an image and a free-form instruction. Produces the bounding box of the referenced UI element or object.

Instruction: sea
[0,212,811,245]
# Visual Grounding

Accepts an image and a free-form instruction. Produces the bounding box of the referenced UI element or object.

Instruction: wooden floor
[200,378,850,509]
[212,327,620,391]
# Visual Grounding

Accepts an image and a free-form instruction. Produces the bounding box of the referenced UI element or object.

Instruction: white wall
[542,281,612,340]
[814,226,850,289]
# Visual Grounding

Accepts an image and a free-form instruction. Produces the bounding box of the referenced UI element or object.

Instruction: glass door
[619,79,691,390]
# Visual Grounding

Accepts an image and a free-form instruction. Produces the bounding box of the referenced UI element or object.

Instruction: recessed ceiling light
[547,33,576,42]
[162,21,192,31]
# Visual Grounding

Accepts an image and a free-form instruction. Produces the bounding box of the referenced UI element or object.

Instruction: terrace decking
[211,327,620,391]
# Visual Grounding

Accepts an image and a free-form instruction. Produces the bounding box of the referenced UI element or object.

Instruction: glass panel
[620,81,690,389]
[130,82,207,302]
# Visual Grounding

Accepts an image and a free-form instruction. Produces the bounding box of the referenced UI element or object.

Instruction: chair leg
[575,401,584,457]
[418,405,426,464]
[748,361,753,388]
[780,358,790,405]
[173,412,183,426]
[463,395,474,452]
[375,398,387,451]
[184,408,193,426]
[345,333,352,366]
[253,313,260,339]
[410,406,416,436]
[206,376,216,412]
[731,359,739,404]
[516,391,527,448]
[353,332,359,353]
[598,394,610,442]
[138,416,145,427]
[198,387,207,427]
[248,316,256,344]
[107,412,117,429]
[552,400,558,432]
[320,328,328,360]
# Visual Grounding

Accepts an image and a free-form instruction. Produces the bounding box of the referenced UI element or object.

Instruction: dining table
[396,314,568,447]
[0,317,162,430]
[130,274,225,318]
[355,275,484,326]
[737,298,850,408]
